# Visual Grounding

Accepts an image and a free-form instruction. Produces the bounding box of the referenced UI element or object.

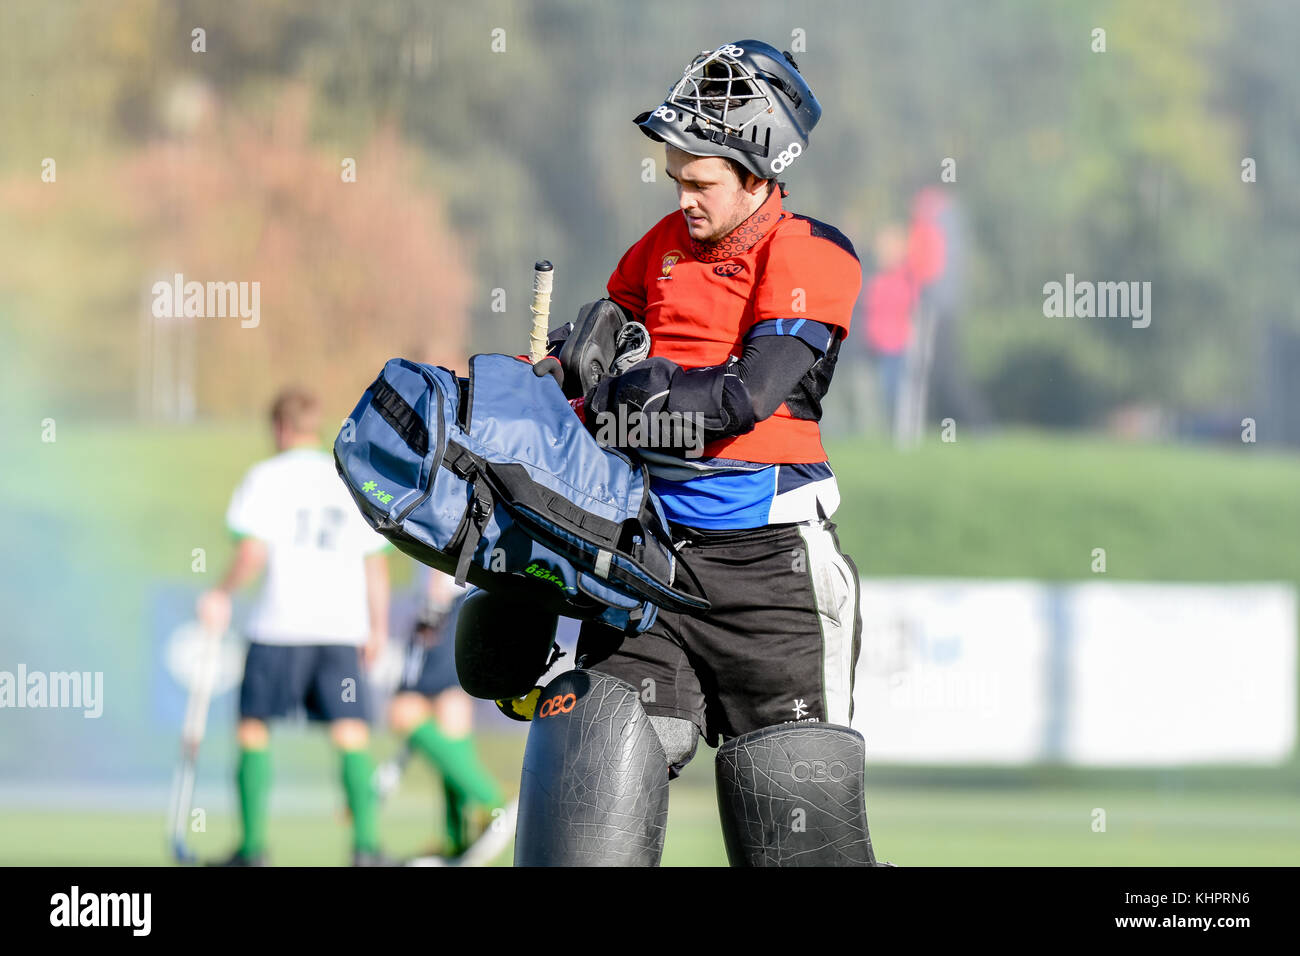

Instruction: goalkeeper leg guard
[514,669,669,866]
[715,722,881,867]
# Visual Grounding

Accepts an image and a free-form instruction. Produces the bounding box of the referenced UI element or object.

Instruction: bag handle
[369,375,429,458]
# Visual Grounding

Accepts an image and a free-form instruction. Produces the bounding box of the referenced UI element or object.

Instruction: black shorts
[575,518,862,747]
[239,642,371,723]
[396,630,460,698]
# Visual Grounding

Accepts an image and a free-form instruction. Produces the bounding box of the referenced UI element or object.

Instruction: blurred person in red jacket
[896,188,990,441]
[861,224,916,432]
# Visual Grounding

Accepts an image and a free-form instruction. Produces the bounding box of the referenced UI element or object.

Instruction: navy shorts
[239,642,371,723]
[397,630,460,698]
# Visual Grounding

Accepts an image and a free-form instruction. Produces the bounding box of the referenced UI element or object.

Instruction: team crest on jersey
[713,262,745,277]
[659,249,683,279]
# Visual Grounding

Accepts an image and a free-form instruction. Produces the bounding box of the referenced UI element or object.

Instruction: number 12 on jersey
[293,507,346,550]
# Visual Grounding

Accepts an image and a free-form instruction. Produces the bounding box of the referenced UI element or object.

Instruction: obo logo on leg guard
[537,693,577,718]
[790,759,849,783]
[516,670,670,866]
[716,722,879,867]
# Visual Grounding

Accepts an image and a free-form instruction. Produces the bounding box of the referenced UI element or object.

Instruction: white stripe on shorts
[796,519,858,726]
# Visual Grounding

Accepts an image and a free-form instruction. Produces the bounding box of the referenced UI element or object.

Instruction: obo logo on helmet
[770,142,802,174]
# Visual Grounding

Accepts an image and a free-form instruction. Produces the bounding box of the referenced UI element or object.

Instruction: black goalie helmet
[634,40,822,181]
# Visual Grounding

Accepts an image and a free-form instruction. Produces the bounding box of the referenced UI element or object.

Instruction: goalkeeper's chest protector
[335,353,709,634]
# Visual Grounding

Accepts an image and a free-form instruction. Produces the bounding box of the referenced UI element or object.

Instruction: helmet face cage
[665,44,772,136]
[635,39,820,181]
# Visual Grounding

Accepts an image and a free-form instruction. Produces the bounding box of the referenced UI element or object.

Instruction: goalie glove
[536,315,647,387]
[585,356,758,453]
[611,321,651,375]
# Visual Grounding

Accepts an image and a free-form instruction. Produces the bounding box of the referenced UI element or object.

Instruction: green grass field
[4,758,1299,866]
[5,424,1299,865]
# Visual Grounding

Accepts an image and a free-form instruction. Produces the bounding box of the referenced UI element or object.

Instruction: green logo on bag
[524,562,569,591]
[360,480,394,506]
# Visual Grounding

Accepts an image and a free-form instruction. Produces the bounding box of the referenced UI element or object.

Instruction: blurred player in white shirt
[197,387,393,866]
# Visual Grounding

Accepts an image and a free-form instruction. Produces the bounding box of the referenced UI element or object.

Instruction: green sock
[237,747,271,857]
[407,720,504,808]
[443,781,467,854]
[340,749,381,854]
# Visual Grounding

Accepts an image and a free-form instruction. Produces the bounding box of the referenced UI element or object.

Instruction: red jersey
[606,185,860,464]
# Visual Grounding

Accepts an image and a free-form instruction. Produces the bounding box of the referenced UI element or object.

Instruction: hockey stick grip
[528,260,554,363]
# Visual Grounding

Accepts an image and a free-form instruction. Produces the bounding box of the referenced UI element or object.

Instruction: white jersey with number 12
[226,448,388,646]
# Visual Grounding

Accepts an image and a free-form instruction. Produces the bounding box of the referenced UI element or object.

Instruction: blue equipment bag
[334,353,710,635]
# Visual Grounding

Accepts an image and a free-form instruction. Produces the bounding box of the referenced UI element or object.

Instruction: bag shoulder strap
[440,443,494,587]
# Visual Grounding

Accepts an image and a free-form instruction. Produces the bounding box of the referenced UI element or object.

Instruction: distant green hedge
[828,430,1300,586]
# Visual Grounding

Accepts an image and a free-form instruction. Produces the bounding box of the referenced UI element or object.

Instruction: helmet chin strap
[686,119,769,158]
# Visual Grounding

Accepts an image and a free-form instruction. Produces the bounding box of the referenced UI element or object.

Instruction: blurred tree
[0,81,470,418]
[2,0,1297,428]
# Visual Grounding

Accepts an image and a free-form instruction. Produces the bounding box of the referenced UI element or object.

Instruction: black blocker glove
[585,356,759,455]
